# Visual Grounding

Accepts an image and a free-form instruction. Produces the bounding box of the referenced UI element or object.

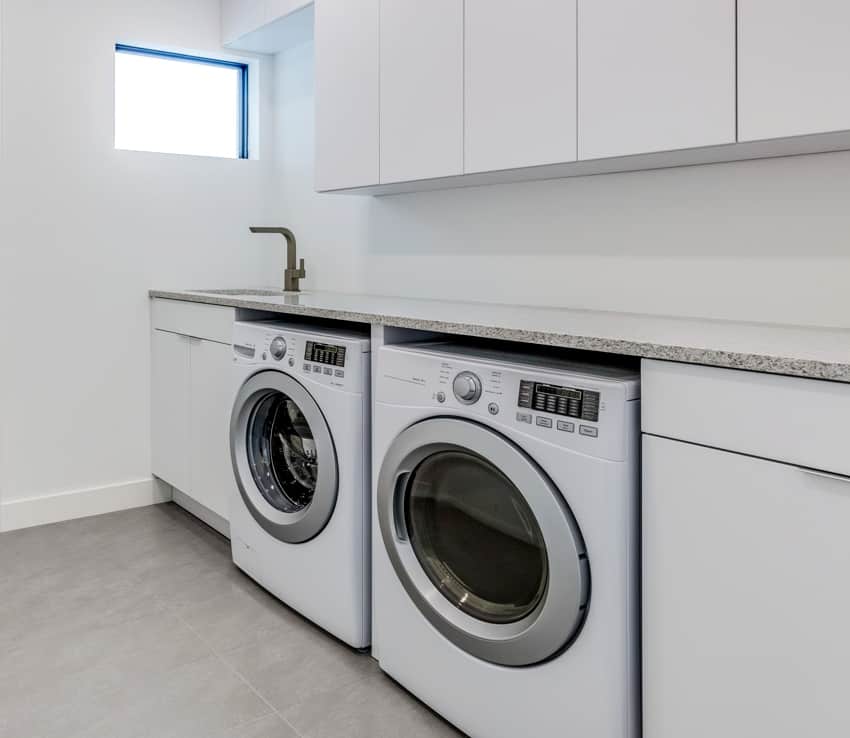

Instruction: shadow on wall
[365,152,850,260]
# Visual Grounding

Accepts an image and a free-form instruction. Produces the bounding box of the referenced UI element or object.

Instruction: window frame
[114,44,250,160]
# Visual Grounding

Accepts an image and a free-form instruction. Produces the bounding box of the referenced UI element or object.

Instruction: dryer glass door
[231,371,338,544]
[406,450,548,625]
[378,417,589,667]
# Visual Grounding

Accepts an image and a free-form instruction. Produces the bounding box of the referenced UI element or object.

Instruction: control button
[270,336,287,361]
[323,367,333,376]
[335,369,344,378]
[536,417,553,429]
[453,371,483,404]
[488,403,499,416]
[516,412,532,424]
[261,352,268,361]
[579,425,599,438]
[288,357,295,367]
[557,420,576,433]
[436,391,446,404]
[303,363,311,372]
[313,366,322,374]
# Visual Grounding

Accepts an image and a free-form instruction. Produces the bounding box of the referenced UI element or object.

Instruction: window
[114,45,249,159]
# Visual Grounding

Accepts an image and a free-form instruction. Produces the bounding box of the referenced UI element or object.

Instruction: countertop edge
[148,290,850,384]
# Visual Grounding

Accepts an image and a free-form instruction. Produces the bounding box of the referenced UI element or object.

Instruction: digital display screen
[518,380,600,422]
[305,341,346,367]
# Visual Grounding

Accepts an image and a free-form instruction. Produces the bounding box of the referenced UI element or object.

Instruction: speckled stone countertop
[149,288,850,383]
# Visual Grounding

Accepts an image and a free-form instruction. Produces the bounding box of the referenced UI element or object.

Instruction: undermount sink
[190,288,306,298]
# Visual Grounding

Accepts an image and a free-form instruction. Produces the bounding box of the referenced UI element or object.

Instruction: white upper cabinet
[379,0,464,184]
[464,0,577,174]
[315,0,380,190]
[739,0,850,141]
[578,0,736,159]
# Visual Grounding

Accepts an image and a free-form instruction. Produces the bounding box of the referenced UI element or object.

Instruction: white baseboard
[0,478,173,532]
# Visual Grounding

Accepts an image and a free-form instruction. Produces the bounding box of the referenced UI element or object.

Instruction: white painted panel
[739,0,850,141]
[644,435,850,738]
[464,0,576,173]
[189,339,234,521]
[380,0,464,183]
[151,329,191,492]
[315,0,380,190]
[642,360,850,477]
[579,0,736,159]
[221,0,266,45]
[151,299,234,344]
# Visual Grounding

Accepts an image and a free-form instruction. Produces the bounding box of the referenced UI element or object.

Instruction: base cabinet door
[151,330,191,493]
[189,339,234,521]
[643,434,850,738]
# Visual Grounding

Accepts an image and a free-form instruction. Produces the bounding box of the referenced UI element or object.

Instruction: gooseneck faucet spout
[249,226,306,292]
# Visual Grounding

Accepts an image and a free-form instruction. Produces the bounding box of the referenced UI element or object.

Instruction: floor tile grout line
[168,605,307,738]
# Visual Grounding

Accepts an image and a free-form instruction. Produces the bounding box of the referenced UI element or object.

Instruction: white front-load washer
[229,319,371,648]
[373,342,640,738]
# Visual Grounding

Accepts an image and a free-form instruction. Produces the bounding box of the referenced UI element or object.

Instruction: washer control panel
[233,321,370,392]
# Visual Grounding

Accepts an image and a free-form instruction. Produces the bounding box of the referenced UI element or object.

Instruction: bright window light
[114,45,248,159]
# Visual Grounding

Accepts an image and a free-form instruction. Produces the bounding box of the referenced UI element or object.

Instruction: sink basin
[190,289,305,298]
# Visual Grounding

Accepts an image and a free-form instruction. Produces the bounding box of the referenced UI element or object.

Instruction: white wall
[275,40,850,329]
[0,0,282,528]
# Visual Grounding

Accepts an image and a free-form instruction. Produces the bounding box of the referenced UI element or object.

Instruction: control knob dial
[270,336,287,361]
[453,371,482,404]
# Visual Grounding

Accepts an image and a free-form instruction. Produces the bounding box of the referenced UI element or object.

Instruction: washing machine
[373,342,640,738]
[229,319,371,648]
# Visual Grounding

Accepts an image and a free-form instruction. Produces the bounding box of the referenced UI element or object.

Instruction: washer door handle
[393,471,411,542]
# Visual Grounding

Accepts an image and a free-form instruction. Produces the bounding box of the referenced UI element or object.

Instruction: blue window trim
[115,44,249,159]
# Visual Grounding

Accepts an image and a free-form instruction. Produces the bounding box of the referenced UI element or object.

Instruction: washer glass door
[232,371,338,544]
[378,417,589,667]
[247,392,318,513]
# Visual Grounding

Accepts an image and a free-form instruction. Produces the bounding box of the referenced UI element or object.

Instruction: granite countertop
[149,288,850,383]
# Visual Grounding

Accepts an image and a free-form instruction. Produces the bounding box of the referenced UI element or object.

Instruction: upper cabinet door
[380,0,464,184]
[315,0,380,191]
[739,0,850,142]
[465,0,577,174]
[578,0,736,160]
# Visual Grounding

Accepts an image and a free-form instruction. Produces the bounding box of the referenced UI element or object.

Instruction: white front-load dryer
[229,320,371,648]
[373,343,641,738]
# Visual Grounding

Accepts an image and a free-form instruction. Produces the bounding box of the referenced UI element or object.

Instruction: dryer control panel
[377,342,640,462]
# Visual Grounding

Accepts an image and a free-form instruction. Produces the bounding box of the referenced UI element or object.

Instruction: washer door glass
[247,392,318,513]
[231,371,338,545]
[406,451,548,624]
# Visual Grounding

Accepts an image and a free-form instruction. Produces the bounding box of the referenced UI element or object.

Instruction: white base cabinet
[151,300,234,531]
[642,360,850,738]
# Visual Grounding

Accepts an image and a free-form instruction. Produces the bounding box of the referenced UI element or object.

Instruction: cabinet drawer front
[643,435,850,738]
[151,299,234,345]
[642,359,850,476]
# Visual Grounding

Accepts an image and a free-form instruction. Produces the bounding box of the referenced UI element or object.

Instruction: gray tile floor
[0,503,463,738]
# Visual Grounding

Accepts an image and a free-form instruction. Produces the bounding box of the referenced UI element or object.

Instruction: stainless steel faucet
[249,227,306,292]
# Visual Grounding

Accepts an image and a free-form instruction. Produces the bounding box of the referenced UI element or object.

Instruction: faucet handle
[298,258,306,278]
